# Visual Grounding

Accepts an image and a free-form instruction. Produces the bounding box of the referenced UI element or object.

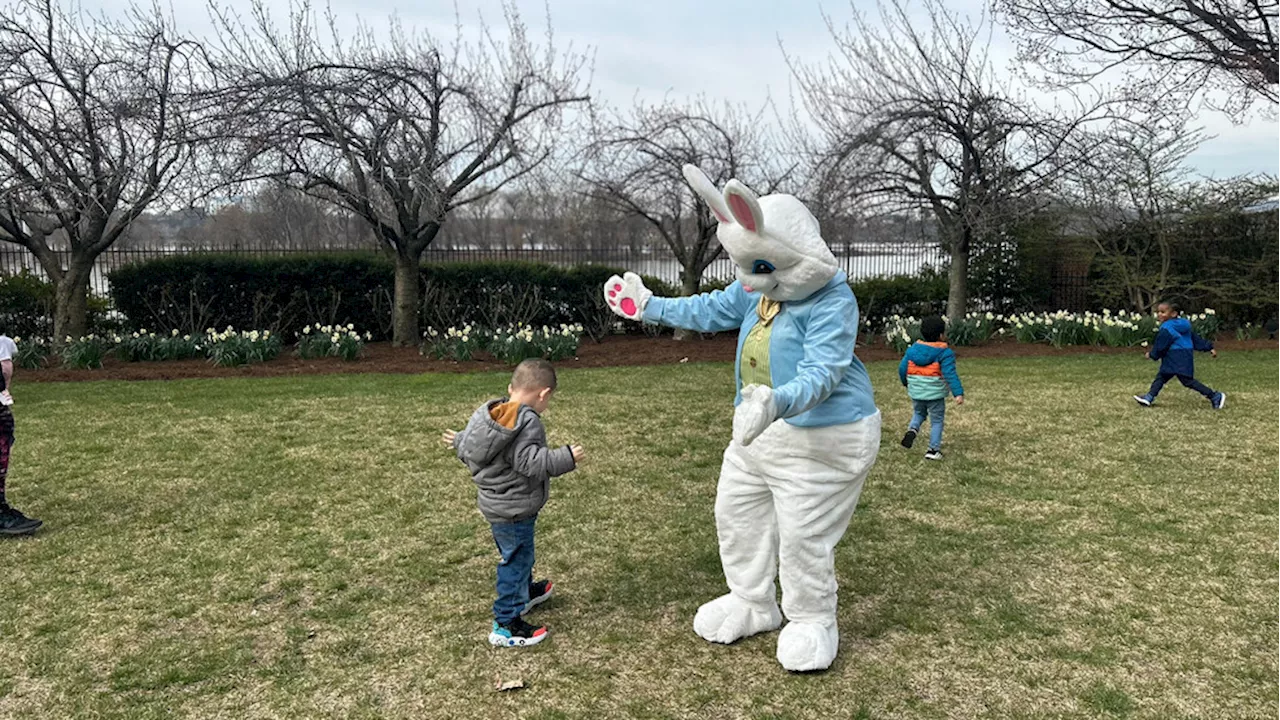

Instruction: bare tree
[211,1,590,345]
[0,0,212,343]
[995,0,1279,121]
[1070,122,1205,311]
[580,97,791,301]
[790,0,1120,322]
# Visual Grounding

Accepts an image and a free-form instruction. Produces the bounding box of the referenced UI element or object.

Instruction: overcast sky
[94,0,1280,179]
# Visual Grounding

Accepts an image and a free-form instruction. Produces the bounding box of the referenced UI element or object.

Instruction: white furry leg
[693,593,783,644]
[776,621,839,672]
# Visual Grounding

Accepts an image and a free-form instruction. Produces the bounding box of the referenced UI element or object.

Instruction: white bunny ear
[723,179,764,234]
[682,164,732,224]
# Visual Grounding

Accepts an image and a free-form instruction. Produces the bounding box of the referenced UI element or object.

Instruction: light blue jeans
[908,398,946,451]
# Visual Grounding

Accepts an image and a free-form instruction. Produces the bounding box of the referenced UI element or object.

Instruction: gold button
[749,358,757,368]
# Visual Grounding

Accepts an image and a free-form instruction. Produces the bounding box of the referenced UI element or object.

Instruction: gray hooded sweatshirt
[452,398,576,524]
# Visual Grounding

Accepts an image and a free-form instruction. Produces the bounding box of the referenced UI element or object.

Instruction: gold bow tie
[756,297,782,327]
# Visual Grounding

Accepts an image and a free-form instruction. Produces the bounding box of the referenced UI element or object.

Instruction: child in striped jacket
[898,316,965,460]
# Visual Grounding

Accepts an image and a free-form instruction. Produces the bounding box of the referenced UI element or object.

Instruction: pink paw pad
[620,298,637,316]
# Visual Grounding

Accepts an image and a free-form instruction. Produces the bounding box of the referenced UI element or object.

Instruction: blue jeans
[491,516,536,624]
[909,398,946,451]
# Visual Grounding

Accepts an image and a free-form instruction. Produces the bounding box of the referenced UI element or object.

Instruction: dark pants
[0,406,13,505]
[491,516,536,624]
[1149,372,1216,400]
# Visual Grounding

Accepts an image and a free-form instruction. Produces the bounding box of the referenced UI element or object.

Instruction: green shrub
[851,269,948,331]
[297,324,368,361]
[60,335,113,369]
[204,328,282,367]
[12,336,51,369]
[115,329,204,362]
[946,313,998,347]
[110,255,637,343]
[0,271,54,339]
[109,253,393,340]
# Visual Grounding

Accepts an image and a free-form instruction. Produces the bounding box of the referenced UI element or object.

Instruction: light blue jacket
[641,273,878,428]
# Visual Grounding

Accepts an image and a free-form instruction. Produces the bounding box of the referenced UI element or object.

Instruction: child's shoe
[1133,394,1153,407]
[1211,392,1227,410]
[489,618,548,648]
[901,429,917,448]
[0,504,41,536]
[924,449,943,461]
[521,579,554,616]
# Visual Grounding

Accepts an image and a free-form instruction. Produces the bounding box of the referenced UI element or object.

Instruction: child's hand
[954,395,964,405]
[441,429,457,447]
[570,444,585,464]
[1144,351,1152,360]
[1210,349,1218,358]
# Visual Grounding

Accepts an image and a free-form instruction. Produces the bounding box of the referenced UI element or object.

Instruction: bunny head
[683,165,838,302]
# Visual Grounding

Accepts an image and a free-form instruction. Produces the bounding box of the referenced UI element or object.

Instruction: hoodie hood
[905,340,950,365]
[1165,317,1192,337]
[458,399,527,466]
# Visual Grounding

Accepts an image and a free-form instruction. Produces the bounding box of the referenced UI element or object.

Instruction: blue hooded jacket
[1149,317,1213,376]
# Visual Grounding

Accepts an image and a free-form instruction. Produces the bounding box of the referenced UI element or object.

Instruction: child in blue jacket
[898,316,965,460]
[1134,302,1225,409]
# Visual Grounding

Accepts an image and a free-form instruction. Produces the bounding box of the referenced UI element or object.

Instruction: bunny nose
[743,285,754,293]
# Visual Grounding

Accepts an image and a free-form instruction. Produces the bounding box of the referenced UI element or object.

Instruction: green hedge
[850,268,949,331]
[107,254,660,342]
[0,271,55,339]
[107,254,959,341]
[0,270,114,339]
[108,254,393,339]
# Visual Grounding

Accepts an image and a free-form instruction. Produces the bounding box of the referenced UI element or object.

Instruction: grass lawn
[0,350,1275,719]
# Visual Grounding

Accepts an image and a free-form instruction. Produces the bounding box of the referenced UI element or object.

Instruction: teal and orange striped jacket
[897,340,964,401]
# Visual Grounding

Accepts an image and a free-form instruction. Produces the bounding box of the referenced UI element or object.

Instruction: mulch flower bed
[18,333,1276,383]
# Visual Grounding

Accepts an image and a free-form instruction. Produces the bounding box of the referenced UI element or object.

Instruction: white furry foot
[693,594,782,644]
[776,621,839,672]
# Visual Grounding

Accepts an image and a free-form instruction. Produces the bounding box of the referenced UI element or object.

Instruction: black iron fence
[0,241,950,290]
[0,239,1094,310]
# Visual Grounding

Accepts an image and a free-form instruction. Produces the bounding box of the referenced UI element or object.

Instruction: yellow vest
[740,297,781,387]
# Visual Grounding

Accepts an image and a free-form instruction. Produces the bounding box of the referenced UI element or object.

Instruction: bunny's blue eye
[752,260,775,274]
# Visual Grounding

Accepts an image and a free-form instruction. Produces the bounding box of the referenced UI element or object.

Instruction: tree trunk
[673,266,702,342]
[53,260,92,346]
[392,250,423,347]
[946,233,970,324]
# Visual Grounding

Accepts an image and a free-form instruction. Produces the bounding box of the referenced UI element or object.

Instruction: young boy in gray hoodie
[441,358,584,647]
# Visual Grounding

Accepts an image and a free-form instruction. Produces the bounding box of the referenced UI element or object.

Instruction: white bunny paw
[693,593,782,644]
[776,621,839,672]
[603,272,653,321]
[733,385,777,447]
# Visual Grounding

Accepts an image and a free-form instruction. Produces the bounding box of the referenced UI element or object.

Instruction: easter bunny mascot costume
[603,165,881,672]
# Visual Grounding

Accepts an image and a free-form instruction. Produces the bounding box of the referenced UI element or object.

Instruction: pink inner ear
[711,207,730,223]
[727,194,757,232]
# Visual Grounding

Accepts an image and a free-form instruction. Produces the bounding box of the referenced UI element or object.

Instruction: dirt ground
[18,333,1277,383]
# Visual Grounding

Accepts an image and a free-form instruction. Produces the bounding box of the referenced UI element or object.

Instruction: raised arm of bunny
[769,286,859,419]
[604,272,754,333]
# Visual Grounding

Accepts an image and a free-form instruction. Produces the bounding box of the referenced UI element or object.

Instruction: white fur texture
[711,412,881,672]
[732,384,776,447]
[682,164,839,302]
[603,271,653,321]
[693,593,783,644]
